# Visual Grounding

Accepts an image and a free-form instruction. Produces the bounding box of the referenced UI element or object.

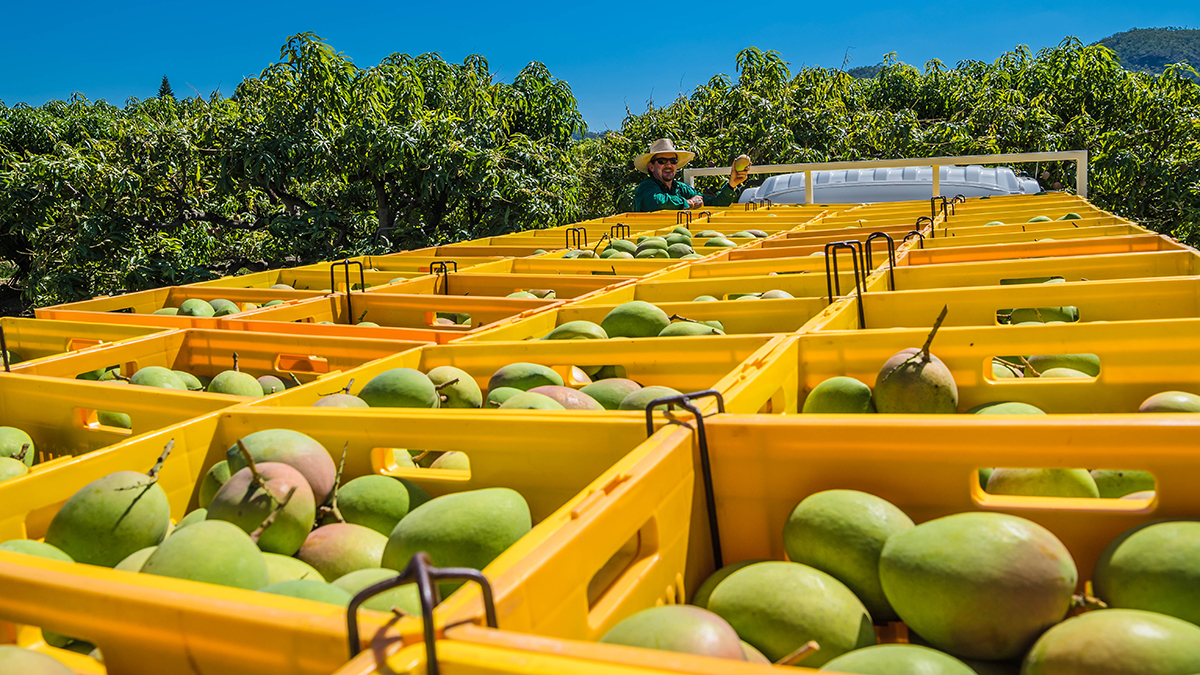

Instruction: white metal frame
[682,150,1088,201]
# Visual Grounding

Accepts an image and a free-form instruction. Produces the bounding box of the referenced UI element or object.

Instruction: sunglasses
[653,157,679,165]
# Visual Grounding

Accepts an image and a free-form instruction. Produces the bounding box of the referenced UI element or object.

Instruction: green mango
[1089,470,1156,498]
[297,523,387,582]
[498,391,566,410]
[428,366,482,408]
[819,644,975,674]
[1027,215,1052,223]
[207,463,316,555]
[966,401,1046,415]
[601,301,670,338]
[260,579,353,606]
[697,230,723,238]
[0,645,75,674]
[141,520,269,589]
[618,385,683,411]
[485,387,524,407]
[599,605,745,660]
[381,488,531,594]
[693,295,719,302]
[114,546,156,572]
[313,393,369,408]
[152,307,179,315]
[527,385,603,410]
[205,370,264,396]
[1139,390,1200,412]
[338,475,412,535]
[803,377,876,414]
[879,512,1076,660]
[760,289,794,299]
[225,429,336,505]
[691,559,768,608]
[671,226,692,236]
[0,539,73,563]
[664,233,693,246]
[592,365,628,380]
[1039,367,1091,378]
[44,470,171,567]
[173,370,205,390]
[874,348,958,414]
[199,460,231,508]
[256,375,287,395]
[1021,609,1200,675]
[704,237,737,247]
[1094,521,1200,625]
[658,321,723,337]
[680,253,705,259]
[636,248,670,259]
[607,251,635,260]
[0,457,27,482]
[540,320,608,341]
[130,366,187,390]
[579,379,642,411]
[666,243,696,258]
[359,368,439,408]
[0,427,35,467]
[1010,307,1078,323]
[209,299,238,314]
[784,490,914,622]
[608,239,637,254]
[707,561,875,667]
[173,508,207,533]
[507,291,537,299]
[263,552,325,584]
[487,363,564,392]
[178,298,216,317]
[984,221,1005,227]
[332,568,422,615]
[1057,212,1083,220]
[985,468,1098,498]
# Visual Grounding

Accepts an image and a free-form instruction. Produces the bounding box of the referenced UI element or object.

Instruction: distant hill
[1094,27,1200,76]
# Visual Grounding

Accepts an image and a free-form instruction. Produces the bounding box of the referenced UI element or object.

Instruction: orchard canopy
[1,34,1197,307]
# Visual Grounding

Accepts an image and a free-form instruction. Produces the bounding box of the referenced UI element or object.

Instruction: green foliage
[576,39,1200,246]
[0,33,584,307]
[1096,28,1200,76]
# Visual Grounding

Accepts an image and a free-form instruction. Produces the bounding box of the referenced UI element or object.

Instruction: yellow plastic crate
[431,413,1200,675]
[462,298,828,342]
[218,293,558,345]
[293,256,505,274]
[458,257,687,278]
[717,320,1200,415]
[0,372,227,477]
[570,269,867,307]
[0,411,686,675]
[808,277,1200,331]
[884,250,1200,291]
[10,329,425,402]
[911,224,1150,250]
[366,272,638,301]
[396,245,556,258]
[188,268,428,292]
[33,286,327,329]
[894,233,1188,266]
[260,335,784,417]
[0,317,168,366]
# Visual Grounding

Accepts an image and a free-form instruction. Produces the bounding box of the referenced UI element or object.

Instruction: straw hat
[634,138,696,174]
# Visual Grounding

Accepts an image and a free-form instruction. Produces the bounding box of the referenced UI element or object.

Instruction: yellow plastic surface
[10,328,425,401]
[369,273,637,300]
[896,234,1187,266]
[0,411,681,675]
[720,319,1200,414]
[34,286,328,329]
[261,335,781,416]
[571,270,866,307]
[189,268,427,292]
[885,250,1200,290]
[0,317,167,365]
[811,277,1200,331]
[217,293,558,344]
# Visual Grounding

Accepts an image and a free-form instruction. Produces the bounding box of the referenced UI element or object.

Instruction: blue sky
[0,1,1195,130]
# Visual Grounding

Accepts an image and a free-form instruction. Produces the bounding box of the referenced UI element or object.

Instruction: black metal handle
[430,261,457,295]
[824,241,866,329]
[904,230,925,249]
[865,232,897,291]
[346,552,499,673]
[0,326,9,372]
[330,259,366,321]
[610,223,630,239]
[644,390,726,569]
[953,194,967,204]
[676,211,693,226]
[591,233,611,256]
[566,227,587,250]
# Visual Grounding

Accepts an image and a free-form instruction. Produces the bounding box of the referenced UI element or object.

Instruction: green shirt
[633,176,739,212]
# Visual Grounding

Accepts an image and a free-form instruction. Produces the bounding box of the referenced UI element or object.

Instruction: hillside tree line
[1,35,1198,308]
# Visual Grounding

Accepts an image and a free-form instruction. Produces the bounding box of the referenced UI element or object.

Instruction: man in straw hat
[633,138,750,212]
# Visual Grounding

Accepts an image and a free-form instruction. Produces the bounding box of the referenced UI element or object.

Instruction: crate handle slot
[330,259,366,320]
[609,223,630,239]
[643,389,726,569]
[865,232,897,291]
[273,353,330,374]
[566,227,587,250]
[66,338,104,351]
[431,261,457,295]
[824,241,867,329]
[904,230,926,250]
[346,551,498,669]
